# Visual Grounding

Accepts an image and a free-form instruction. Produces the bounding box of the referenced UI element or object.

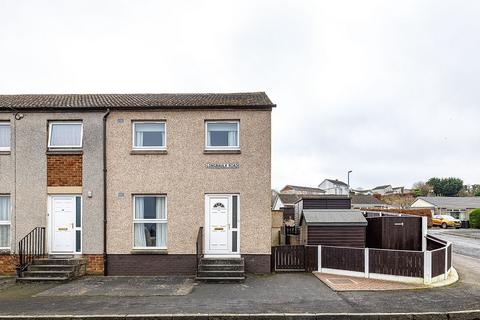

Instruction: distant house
[351,195,389,209]
[392,186,405,194]
[280,185,326,194]
[318,179,349,195]
[272,193,301,210]
[351,188,373,195]
[411,197,480,221]
[372,185,393,195]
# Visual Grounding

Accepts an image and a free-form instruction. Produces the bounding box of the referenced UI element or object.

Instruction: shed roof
[416,197,480,209]
[294,194,351,204]
[0,92,274,111]
[351,195,385,205]
[280,185,326,194]
[301,209,367,226]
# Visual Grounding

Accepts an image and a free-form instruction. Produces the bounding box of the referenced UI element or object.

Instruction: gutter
[102,108,111,275]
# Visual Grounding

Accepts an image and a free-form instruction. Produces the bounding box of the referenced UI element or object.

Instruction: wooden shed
[294,195,351,225]
[299,209,367,248]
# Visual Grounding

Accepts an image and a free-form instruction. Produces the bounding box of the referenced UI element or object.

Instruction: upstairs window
[133,122,166,149]
[205,121,239,149]
[0,122,11,151]
[0,196,11,249]
[48,122,83,148]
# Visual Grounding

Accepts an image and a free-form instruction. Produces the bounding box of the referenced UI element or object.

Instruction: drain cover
[327,278,357,285]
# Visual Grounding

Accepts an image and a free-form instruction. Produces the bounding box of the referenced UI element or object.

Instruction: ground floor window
[133,195,167,249]
[0,196,11,249]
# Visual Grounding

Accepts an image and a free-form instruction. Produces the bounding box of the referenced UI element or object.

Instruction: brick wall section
[47,155,83,186]
[0,254,17,275]
[84,254,104,275]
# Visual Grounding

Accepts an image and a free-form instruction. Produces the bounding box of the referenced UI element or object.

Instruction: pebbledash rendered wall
[106,109,272,275]
[0,111,104,275]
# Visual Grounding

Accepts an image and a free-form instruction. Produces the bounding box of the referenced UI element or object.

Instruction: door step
[16,257,87,282]
[196,257,245,283]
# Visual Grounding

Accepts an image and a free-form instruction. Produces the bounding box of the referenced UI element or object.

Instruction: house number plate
[207,163,240,169]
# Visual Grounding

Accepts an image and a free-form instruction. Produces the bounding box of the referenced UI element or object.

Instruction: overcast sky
[1,0,479,190]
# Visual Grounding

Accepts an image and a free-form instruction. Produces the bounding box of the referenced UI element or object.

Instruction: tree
[412,181,431,196]
[470,209,480,228]
[427,177,463,196]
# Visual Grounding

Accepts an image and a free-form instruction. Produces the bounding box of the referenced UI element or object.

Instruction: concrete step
[197,270,245,278]
[28,265,75,272]
[199,258,244,265]
[195,276,245,283]
[22,271,72,278]
[16,277,69,282]
[198,264,244,271]
[33,258,86,266]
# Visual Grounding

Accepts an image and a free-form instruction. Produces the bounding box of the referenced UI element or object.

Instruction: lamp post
[347,170,352,191]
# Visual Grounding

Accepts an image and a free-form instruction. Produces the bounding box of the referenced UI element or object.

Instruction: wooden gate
[272,245,318,272]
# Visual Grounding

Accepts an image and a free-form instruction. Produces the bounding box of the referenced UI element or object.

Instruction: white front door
[205,194,240,256]
[50,196,76,253]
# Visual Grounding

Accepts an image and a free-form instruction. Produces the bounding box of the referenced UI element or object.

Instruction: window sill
[130,149,168,155]
[131,249,168,254]
[0,151,11,155]
[0,249,11,255]
[46,149,83,155]
[204,149,241,154]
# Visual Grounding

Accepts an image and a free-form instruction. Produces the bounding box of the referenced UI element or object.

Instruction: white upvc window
[132,122,166,150]
[48,122,83,149]
[0,196,11,250]
[0,122,11,151]
[133,195,167,249]
[205,121,240,149]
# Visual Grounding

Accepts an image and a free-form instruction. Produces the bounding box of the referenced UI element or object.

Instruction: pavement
[0,229,478,318]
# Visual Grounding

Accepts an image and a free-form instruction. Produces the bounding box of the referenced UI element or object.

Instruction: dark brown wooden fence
[321,246,364,272]
[431,248,446,277]
[273,245,305,271]
[369,249,424,277]
[272,245,317,271]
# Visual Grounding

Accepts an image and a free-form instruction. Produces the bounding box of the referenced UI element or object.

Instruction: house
[280,185,325,194]
[272,193,301,220]
[299,209,367,248]
[350,194,389,209]
[372,185,393,195]
[0,92,274,280]
[411,197,480,221]
[318,179,349,195]
[351,188,373,195]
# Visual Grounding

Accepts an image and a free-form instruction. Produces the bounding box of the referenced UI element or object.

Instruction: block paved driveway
[0,230,479,316]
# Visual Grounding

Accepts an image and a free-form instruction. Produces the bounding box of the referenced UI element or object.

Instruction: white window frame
[205,121,240,150]
[0,122,11,152]
[132,121,167,150]
[132,195,168,250]
[48,121,83,149]
[0,195,11,250]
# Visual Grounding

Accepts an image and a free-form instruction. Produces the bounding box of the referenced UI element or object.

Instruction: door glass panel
[76,230,81,252]
[75,196,81,227]
[232,196,238,228]
[232,231,237,252]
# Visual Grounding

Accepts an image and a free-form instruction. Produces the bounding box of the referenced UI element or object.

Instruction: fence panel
[447,244,452,270]
[273,245,305,271]
[321,246,364,272]
[431,248,446,277]
[369,249,423,277]
[305,246,318,272]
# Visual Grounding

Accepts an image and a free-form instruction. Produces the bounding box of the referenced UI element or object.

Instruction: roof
[0,92,274,111]
[416,197,480,209]
[301,209,367,226]
[351,195,385,205]
[277,193,302,206]
[281,185,326,194]
[322,179,349,187]
[373,185,392,190]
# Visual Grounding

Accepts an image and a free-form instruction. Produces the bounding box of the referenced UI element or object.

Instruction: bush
[470,209,480,229]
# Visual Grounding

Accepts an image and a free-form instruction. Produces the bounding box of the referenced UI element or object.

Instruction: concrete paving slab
[35,276,195,297]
